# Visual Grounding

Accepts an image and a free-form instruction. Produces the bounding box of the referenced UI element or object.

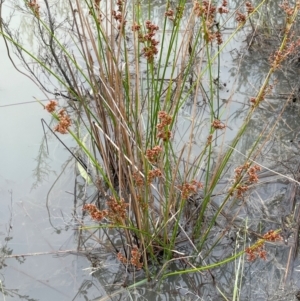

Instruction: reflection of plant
[0,245,12,269]
[1,0,299,292]
[0,284,39,301]
[0,196,14,269]
[0,200,38,301]
[31,118,56,190]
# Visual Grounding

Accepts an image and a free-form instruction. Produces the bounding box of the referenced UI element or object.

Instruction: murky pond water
[2,0,300,300]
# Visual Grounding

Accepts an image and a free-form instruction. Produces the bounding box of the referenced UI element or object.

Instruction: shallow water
[2,0,300,300]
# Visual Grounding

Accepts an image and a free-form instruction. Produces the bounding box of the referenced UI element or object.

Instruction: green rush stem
[155,0,187,100]
[216,41,221,119]
[83,0,110,75]
[168,197,186,259]
[162,249,244,279]
[162,140,172,253]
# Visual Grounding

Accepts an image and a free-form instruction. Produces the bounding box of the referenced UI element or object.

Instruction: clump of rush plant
[1,0,300,290]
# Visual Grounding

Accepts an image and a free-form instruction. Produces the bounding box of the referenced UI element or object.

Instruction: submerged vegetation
[2,0,300,299]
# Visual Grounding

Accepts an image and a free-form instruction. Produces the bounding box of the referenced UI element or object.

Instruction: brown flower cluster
[235,2,255,25]
[215,31,223,45]
[212,119,226,129]
[106,197,128,224]
[157,111,172,141]
[136,21,159,62]
[245,241,266,261]
[249,84,274,106]
[247,165,262,183]
[165,5,185,26]
[131,22,141,31]
[234,163,247,178]
[245,230,282,261]
[132,171,144,187]
[245,2,255,14]
[92,0,102,21]
[28,0,40,18]
[146,145,163,163]
[270,39,300,70]
[249,97,257,104]
[175,5,184,21]
[165,8,175,21]
[234,162,261,183]
[112,0,126,30]
[235,11,246,24]
[148,169,162,182]
[193,1,216,22]
[117,251,127,264]
[263,229,282,242]
[279,0,294,16]
[83,204,108,222]
[45,100,58,113]
[54,109,71,134]
[83,197,129,224]
[218,0,229,14]
[193,0,228,45]
[234,162,261,198]
[206,134,213,145]
[178,180,203,199]
[130,246,143,269]
[117,246,143,270]
[136,194,148,211]
[235,185,249,198]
